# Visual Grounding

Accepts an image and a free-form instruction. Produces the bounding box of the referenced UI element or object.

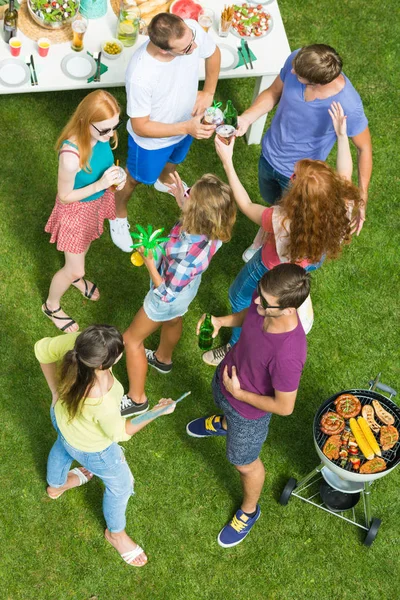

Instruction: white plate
[0,59,30,88]
[218,43,239,71]
[231,6,274,40]
[248,0,275,5]
[61,53,96,80]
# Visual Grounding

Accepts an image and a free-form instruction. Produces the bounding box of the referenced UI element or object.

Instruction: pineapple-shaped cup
[130,224,170,267]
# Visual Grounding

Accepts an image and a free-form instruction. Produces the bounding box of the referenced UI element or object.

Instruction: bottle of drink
[224,100,238,129]
[198,313,214,351]
[3,0,18,44]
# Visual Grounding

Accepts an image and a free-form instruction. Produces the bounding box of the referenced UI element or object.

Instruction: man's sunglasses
[91,120,122,136]
[169,28,196,55]
[257,282,281,310]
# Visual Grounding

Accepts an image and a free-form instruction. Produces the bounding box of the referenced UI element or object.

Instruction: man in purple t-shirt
[187,264,310,548]
[237,44,372,249]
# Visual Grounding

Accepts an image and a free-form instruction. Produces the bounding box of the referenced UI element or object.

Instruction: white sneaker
[202,343,231,367]
[154,178,189,196]
[242,245,259,263]
[109,218,133,253]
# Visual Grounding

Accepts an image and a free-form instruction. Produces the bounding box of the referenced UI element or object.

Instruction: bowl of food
[231,3,273,39]
[102,38,123,60]
[28,0,80,29]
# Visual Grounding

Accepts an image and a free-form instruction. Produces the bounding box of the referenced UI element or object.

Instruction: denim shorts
[143,276,201,322]
[127,134,193,185]
[212,367,272,466]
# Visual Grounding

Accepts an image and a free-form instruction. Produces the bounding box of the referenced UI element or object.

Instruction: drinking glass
[71,15,88,52]
[198,8,214,33]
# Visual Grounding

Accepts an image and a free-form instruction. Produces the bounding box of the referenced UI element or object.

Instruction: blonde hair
[181,174,236,242]
[55,90,120,172]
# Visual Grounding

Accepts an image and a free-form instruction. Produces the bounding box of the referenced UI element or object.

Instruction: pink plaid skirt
[45,190,116,254]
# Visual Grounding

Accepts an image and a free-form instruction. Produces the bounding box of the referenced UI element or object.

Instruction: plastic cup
[216,124,236,145]
[112,166,127,190]
[9,38,22,57]
[38,38,51,57]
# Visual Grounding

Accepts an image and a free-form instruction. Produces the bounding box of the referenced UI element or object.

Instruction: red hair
[280,160,362,264]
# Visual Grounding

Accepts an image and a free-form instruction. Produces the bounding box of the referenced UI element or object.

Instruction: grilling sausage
[362,405,380,433]
[359,457,387,474]
[380,425,399,451]
[334,394,361,419]
[320,412,345,435]
[372,400,395,425]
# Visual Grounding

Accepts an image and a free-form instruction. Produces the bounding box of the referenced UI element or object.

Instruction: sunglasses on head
[91,120,122,136]
[257,282,281,310]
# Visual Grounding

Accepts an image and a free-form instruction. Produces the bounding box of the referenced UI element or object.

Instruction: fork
[25,55,36,86]
[238,46,249,70]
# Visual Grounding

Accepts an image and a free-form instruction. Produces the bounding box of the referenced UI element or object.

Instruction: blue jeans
[258,154,291,205]
[228,249,323,345]
[47,407,134,533]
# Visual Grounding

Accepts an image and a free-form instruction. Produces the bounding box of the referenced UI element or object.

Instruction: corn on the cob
[357,417,381,457]
[349,418,375,460]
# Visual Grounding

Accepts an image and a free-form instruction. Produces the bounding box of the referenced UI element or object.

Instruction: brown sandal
[42,303,78,332]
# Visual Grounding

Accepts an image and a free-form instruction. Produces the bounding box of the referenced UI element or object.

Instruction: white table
[0,1,290,144]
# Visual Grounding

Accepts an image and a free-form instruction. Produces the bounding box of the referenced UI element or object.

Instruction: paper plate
[0,59,30,88]
[61,53,96,80]
[218,43,239,71]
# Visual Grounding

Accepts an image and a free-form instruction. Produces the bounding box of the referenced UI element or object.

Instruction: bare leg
[155,316,183,364]
[115,170,140,218]
[157,161,181,186]
[123,307,160,403]
[47,467,93,498]
[44,250,88,332]
[105,529,147,566]
[235,458,265,514]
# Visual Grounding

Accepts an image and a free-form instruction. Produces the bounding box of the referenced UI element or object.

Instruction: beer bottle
[223,100,238,129]
[198,313,214,351]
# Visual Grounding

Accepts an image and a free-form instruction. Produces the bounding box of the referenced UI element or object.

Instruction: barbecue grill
[279,374,399,546]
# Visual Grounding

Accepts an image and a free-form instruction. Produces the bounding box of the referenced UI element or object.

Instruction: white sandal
[121,545,147,567]
[47,467,92,500]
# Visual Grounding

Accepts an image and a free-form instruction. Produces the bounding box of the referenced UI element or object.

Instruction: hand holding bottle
[98,165,122,190]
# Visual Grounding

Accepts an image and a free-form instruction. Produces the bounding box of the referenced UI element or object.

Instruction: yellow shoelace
[230,514,249,533]
[205,415,220,432]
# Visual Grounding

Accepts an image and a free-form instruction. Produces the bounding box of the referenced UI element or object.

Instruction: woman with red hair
[42,90,125,332]
[207,102,361,363]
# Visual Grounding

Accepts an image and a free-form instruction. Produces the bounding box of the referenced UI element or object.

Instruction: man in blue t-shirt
[237,44,372,257]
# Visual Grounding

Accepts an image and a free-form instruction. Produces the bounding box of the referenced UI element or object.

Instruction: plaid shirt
[153,222,222,303]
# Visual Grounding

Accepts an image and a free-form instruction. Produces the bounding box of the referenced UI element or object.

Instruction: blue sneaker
[186,415,227,438]
[217,505,261,548]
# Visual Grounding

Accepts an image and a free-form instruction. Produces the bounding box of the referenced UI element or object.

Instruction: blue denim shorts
[212,368,272,466]
[143,276,201,322]
[127,134,193,185]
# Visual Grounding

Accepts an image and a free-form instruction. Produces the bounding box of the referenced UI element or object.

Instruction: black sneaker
[120,395,149,418]
[145,349,172,374]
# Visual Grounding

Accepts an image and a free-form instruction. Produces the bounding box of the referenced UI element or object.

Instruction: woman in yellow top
[35,324,175,567]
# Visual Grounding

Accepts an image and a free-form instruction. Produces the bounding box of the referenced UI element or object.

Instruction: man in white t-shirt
[110,13,221,251]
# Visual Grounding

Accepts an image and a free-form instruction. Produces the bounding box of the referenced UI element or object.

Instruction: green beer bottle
[198,313,214,351]
[223,100,238,129]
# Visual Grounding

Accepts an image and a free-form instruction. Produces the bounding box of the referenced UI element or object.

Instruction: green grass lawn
[1,1,400,598]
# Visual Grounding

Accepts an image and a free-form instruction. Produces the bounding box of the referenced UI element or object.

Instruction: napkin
[235,39,257,69]
[87,52,109,83]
